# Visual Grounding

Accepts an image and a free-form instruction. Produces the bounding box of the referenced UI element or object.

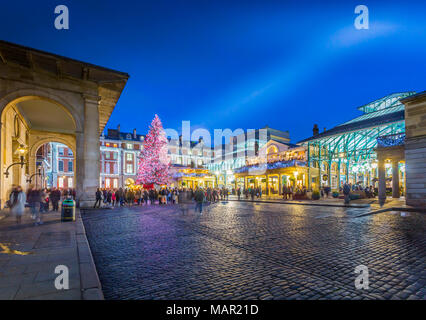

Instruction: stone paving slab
[82,202,426,300]
[0,208,103,300]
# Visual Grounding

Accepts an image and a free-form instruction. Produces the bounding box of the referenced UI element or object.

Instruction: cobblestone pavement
[82,202,426,300]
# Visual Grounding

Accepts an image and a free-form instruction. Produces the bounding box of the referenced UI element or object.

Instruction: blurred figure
[27,187,43,225]
[194,187,205,214]
[50,187,61,212]
[9,185,26,224]
[94,188,102,208]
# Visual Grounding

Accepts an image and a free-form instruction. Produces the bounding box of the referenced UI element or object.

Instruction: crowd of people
[6,181,379,225]
[93,186,233,209]
[93,187,180,208]
[7,185,76,225]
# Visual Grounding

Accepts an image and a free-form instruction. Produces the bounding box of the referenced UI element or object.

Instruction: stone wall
[402,92,426,207]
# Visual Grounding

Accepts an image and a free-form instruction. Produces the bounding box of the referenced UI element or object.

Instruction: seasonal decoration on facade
[136,115,170,185]
[234,160,306,174]
[377,133,405,148]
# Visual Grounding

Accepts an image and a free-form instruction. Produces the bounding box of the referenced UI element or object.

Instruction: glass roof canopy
[299,92,416,166]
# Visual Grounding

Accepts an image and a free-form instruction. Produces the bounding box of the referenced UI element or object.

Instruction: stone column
[337,161,341,190]
[392,160,400,198]
[378,158,386,205]
[278,174,282,195]
[266,175,269,195]
[77,95,100,207]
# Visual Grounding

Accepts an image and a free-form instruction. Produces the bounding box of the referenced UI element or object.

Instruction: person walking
[106,189,112,206]
[237,187,241,200]
[28,187,43,225]
[50,187,61,212]
[112,190,117,207]
[10,186,26,224]
[94,188,102,208]
[343,183,351,205]
[194,187,205,214]
[282,185,288,200]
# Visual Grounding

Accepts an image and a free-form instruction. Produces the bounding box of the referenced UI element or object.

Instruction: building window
[58,148,64,156]
[68,177,73,188]
[126,153,133,161]
[68,161,73,172]
[105,178,111,188]
[127,143,132,149]
[113,179,118,188]
[112,152,118,159]
[126,164,133,174]
[58,177,64,188]
[58,160,64,172]
[105,152,110,159]
[176,157,182,164]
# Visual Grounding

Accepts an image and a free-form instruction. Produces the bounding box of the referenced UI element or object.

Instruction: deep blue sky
[1,0,425,143]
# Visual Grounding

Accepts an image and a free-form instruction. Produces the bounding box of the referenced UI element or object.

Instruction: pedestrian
[282,185,288,199]
[250,188,255,201]
[112,189,117,206]
[343,183,351,205]
[194,187,205,214]
[50,187,61,212]
[9,186,26,224]
[107,189,112,206]
[27,187,43,225]
[94,188,102,208]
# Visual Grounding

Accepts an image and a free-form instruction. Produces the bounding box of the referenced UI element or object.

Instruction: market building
[206,127,292,189]
[99,126,145,189]
[298,92,416,200]
[35,142,75,189]
[99,129,215,189]
[234,140,306,195]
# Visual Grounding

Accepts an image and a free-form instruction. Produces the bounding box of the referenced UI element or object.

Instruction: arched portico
[0,40,129,207]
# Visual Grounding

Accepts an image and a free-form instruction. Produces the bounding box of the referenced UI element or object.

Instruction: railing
[377,133,405,148]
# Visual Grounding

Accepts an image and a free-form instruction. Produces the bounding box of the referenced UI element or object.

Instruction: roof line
[0,40,129,78]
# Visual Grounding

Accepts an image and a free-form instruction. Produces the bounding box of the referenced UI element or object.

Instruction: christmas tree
[136,114,170,185]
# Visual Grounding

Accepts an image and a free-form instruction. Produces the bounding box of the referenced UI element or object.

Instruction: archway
[0,95,77,207]
[32,142,75,192]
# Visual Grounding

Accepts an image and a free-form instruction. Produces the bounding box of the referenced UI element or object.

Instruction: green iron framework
[298,92,416,189]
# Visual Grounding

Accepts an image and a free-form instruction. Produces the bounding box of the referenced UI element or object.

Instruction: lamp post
[4,144,27,178]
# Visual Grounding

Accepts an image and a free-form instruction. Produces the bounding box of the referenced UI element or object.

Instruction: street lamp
[4,144,27,178]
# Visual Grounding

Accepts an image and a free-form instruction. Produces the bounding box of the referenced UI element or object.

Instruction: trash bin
[61,198,76,222]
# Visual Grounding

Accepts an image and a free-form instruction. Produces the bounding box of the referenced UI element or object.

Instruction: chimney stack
[313,124,319,136]
[323,127,326,132]
[133,128,137,139]
[117,124,121,132]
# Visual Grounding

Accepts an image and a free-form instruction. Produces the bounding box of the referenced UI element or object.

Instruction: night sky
[1,0,425,144]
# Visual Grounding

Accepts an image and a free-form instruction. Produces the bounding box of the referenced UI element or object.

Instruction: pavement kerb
[355,206,426,218]
[226,198,370,208]
[75,208,104,300]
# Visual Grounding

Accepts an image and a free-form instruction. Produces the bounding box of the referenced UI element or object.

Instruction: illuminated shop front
[171,166,215,189]
[298,92,414,194]
[234,160,308,195]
